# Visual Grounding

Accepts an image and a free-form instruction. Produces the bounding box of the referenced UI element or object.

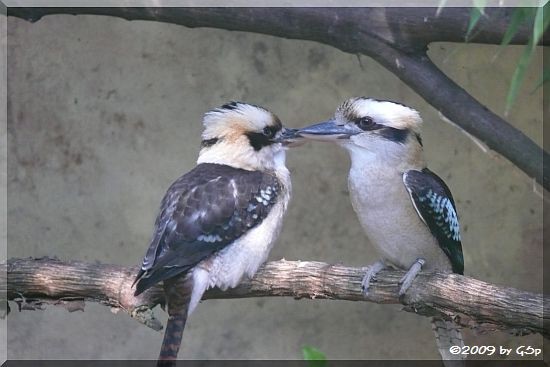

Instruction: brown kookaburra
[133,102,296,363]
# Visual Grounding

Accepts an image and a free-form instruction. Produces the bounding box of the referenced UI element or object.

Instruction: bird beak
[297,120,360,141]
[272,128,304,147]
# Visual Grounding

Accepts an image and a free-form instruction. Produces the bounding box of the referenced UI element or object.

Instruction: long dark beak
[273,128,304,146]
[298,120,360,141]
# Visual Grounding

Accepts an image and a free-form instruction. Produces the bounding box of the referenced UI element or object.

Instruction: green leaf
[500,8,532,48]
[532,1,550,47]
[500,2,549,114]
[505,36,535,115]
[466,2,486,41]
[302,346,327,367]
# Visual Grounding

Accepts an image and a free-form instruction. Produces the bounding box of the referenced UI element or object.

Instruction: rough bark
[4,257,547,338]
[7,7,549,190]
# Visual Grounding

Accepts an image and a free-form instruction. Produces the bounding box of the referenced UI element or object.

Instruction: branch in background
[7,7,543,47]
[4,257,547,338]
[7,7,549,190]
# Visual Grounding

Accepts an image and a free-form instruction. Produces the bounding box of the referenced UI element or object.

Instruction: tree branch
[7,7,548,190]
[7,7,544,47]
[3,257,547,338]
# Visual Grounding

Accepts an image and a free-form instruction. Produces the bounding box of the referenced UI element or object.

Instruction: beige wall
[6,13,544,360]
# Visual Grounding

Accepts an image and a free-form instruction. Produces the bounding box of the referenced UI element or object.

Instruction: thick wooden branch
[7,7,549,190]
[3,257,547,338]
[7,7,543,47]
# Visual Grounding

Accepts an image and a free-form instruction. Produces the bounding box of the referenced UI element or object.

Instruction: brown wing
[133,163,281,295]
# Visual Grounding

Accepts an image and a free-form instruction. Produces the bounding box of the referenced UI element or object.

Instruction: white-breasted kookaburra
[133,102,296,363]
[297,97,465,364]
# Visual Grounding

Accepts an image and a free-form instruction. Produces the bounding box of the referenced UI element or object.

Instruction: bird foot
[361,260,386,296]
[398,258,425,296]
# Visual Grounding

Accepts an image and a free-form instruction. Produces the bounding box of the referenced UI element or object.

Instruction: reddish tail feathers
[157,313,188,365]
[157,275,192,366]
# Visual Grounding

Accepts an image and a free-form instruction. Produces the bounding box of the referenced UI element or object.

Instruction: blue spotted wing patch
[133,163,281,295]
[403,168,464,274]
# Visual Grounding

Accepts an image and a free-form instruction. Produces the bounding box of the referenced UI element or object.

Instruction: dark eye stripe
[351,116,411,145]
[378,127,410,144]
[246,132,273,151]
[263,126,278,138]
[201,138,219,148]
[245,124,282,151]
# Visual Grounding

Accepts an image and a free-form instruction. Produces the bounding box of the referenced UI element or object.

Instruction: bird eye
[355,117,375,131]
[263,126,275,138]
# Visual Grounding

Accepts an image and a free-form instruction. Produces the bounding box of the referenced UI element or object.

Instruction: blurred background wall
[6,12,544,360]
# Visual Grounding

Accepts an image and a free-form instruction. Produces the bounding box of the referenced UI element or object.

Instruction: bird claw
[361,260,385,296]
[398,258,425,296]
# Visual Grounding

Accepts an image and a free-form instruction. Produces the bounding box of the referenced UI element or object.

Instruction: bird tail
[431,317,465,367]
[157,275,193,366]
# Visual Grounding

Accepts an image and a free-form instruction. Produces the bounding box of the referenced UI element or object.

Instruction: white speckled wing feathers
[403,168,464,274]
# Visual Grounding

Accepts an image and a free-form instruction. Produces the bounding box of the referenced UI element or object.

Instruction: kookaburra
[297,97,465,363]
[133,102,296,363]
